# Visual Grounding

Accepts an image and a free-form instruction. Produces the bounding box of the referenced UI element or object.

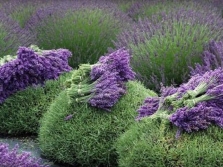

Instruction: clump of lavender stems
[65,47,135,113]
[136,67,223,135]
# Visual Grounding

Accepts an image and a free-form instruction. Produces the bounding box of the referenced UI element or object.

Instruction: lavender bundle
[136,67,223,134]
[0,45,72,104]
[0,143,49,167]
[65,48,135,111]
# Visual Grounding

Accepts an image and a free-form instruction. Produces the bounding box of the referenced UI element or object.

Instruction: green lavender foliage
[115,117,223,167]
[130,20,212,90]
[10,4,38,28]
[35,8,126,68]
[0,24,18,57]
[0,72,71,136]
[39,81,157,166]
[128,0,220,21]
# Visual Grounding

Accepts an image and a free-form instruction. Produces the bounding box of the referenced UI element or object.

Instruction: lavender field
[0,0,223,167]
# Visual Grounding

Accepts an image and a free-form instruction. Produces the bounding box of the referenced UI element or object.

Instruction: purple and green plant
[0,142,49,167]
[0,45,72,104]
[137,67,223,133]
[115,8,223,91]
[28,0,131,68]
[65,47,135,111]
[190,40,223,76]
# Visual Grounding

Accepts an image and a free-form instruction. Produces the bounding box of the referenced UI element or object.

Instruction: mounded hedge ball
[0,72,71,136]
[39,81,157,167]
[115,116,223,167]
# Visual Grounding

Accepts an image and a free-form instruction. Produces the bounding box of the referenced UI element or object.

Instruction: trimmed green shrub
[115,116,223,167]
[32,4,130,68]
[39,81,157,166]
[0,72,71,136]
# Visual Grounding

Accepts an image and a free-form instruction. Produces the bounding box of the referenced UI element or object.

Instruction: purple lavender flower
[89,72,126,111]
[0,143,49,167]
[136,97,159,120]
[169,103,211,132]
[91,47,135,82]
[0,46,72,104]
[190,41,223,76]
[67,48,134,111]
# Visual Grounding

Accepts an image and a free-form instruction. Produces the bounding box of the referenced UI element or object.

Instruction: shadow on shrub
[39,81,157,167]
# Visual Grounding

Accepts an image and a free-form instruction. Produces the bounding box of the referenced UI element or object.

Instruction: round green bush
[33,4,130,68]
[0,72,71,136]
[39,80,157,166]
[115,116,223,167]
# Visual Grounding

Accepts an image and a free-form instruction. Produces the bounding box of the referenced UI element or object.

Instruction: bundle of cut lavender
[65,47,135,111]
[136,67,223,134]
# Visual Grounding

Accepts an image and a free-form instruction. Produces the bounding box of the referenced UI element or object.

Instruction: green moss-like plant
[0,72,71,136]
[39,80,157,166]
[115,116,223,167]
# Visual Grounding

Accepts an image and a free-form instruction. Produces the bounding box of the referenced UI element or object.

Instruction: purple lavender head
[0,143,49,167]
[91,48,135,82]
[136,97,159,120]
[89,71,126,111]
[169,103,213,133]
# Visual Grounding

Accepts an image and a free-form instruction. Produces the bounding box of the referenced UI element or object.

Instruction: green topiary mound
[39,80,157,166]
[0,72,71,136]
[115,116,223,167]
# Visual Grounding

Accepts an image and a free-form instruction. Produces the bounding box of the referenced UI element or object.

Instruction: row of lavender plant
[136,41,223,135]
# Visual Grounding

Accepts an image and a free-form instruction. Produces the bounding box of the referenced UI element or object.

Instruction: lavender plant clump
[0,143,49,167]
[0,46,72,104]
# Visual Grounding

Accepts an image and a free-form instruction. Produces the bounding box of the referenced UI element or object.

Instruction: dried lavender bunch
[115,6,223,91]
[65,48,135,111]
[136,68,223,134]
[0,143,49,167]
[0,45,72,103]
[190,40,223,76]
